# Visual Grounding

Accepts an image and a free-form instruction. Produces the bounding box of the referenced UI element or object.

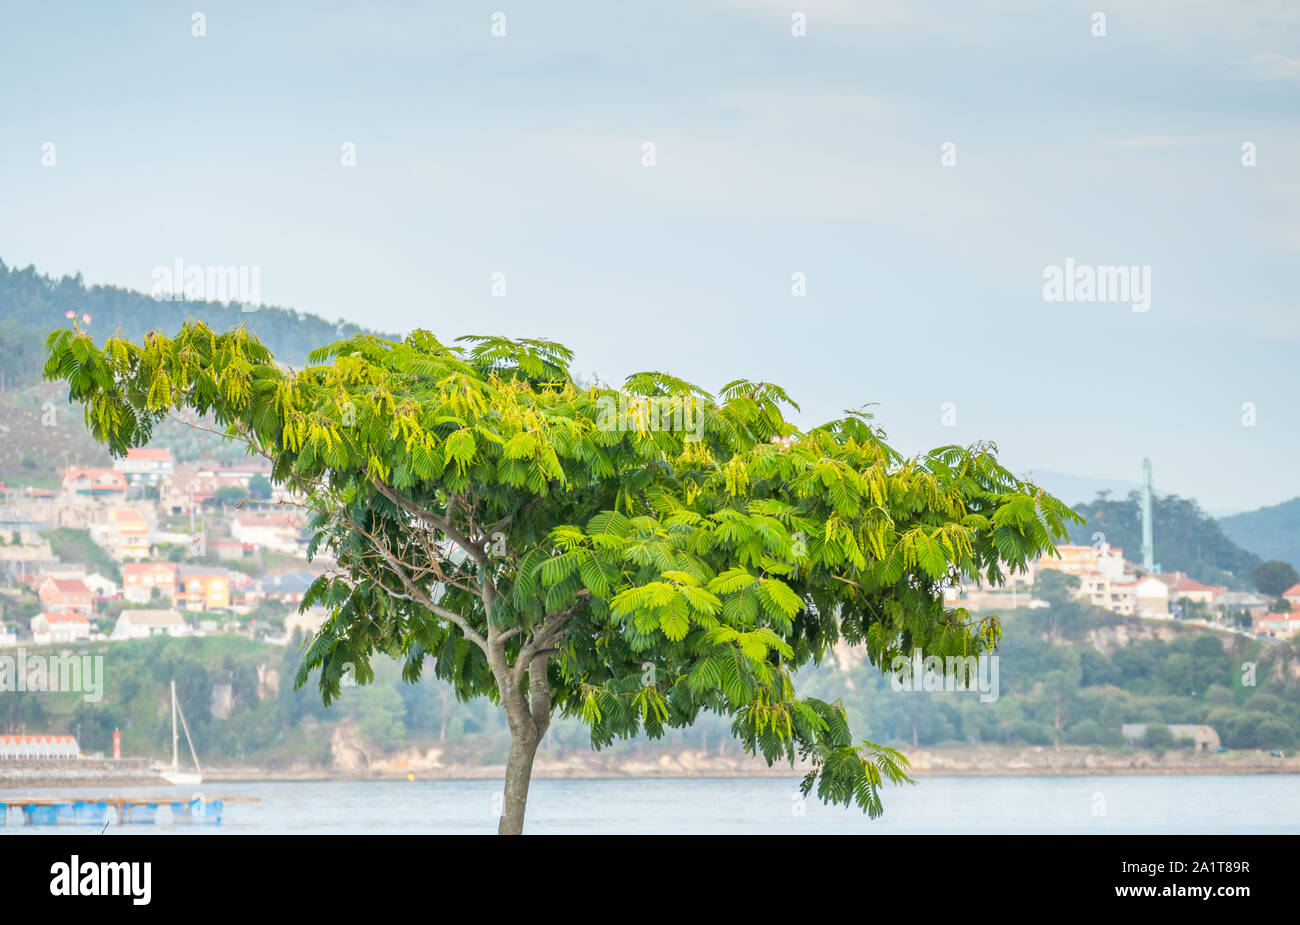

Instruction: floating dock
[0,796,258,826]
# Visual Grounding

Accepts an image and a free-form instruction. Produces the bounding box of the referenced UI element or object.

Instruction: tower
[1141,458,1156,572]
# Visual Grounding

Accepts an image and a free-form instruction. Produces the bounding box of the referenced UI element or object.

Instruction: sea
[2,774,1298,834]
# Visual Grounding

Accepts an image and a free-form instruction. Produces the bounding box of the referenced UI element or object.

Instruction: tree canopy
[1253,560,1299,599]
[46,320,1078,832]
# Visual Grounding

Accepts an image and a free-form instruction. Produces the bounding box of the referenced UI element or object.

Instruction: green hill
[0,258,396,386]
[1219,498,1300,572]
[1069,492,1261,589]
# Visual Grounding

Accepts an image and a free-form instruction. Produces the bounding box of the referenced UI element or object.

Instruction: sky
[2,0,1298,514]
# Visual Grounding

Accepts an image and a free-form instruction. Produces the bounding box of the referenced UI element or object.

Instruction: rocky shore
[0,758,160,788]
[197,743,1299,783]
[4,745,1295,789]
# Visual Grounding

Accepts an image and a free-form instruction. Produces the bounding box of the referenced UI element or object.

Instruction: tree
[1254,560,1299,598]
[213,484,249,508]
[248,473,273,500]
[1026,569,1083,640]
[45,322,1077,833]
[1142,724,1174,751]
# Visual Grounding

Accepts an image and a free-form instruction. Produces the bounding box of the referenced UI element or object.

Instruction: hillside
[1068,492,1261,589]
[1219,498,1300,571]
[0,259,397,387]
[9,611,1298,768]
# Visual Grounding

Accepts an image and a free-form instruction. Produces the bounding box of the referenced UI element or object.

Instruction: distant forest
[0,259,396,386]
[1069,492,1265,589]
[1220,498,1300,578]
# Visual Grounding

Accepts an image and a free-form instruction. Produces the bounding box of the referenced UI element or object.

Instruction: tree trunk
[493,652,551,835]
[498,730,541,835]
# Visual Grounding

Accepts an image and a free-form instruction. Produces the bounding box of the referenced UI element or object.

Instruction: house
[80,571,119,599]
[112,608,188,640]
[113,447,175,484]
[158,467,246,515]
[174,566,231,611]
[0,734,81,759]
[37,577,93,615]
[208,538,247,561]
[1255,610,1300,639]
[31,612,92,645]
[106,507,150,560]
[231,513,302,553]
[19,564,88,588]
[122,561,179,604]
[1132,576,1170,615]
[60,468,128,502]
[1121,724,1221,751]
[1218,591,1273,617]
[1036,543,1127,580]
[1282,584,1300,608]
[196,458,273,484]
[1153,572,1225,606]
[259,570,317,605]
[1088,574,1169,616]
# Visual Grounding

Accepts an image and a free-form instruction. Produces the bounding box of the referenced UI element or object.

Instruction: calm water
[2,775,1298,834]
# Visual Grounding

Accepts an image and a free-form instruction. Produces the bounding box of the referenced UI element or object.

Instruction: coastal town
[947,540,1300,641]
[0,447,329,650]
[2,445,1298,653]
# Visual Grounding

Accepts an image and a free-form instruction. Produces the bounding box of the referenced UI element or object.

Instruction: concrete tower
[1141,458,1156,572]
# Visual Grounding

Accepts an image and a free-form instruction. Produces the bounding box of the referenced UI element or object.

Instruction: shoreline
[3,746,1296,788]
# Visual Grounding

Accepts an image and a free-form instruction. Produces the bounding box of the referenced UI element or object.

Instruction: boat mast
[176,692,201,774]
[170,679,179,771]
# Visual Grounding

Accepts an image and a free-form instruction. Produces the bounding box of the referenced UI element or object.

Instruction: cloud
[1232,52,1300,80]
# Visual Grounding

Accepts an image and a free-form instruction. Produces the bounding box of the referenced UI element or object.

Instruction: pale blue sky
[2,0,1298,512]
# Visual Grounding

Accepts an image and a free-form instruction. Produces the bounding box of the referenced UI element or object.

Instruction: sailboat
[151,680,203,786]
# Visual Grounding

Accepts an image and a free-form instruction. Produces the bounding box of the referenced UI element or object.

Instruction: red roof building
[61,467,128,498]
[37,577,93,614]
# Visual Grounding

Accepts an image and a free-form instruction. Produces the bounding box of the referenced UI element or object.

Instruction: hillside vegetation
[1220,497,1300,572]
[0,259,395,386]
[8,611,1298,768]
[1070,492,1262,589]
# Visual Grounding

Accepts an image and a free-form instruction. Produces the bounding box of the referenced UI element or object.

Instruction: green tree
[1142,724,1174,750]
[248,473,272,500]
[351,685,408,749]
[1253,560,1299,598]
[45,322,1077,833]
[213,484,249,508]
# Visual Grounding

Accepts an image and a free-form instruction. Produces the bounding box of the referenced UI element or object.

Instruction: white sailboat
[151,680,203,786]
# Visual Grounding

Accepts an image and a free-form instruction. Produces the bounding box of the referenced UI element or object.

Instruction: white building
[231,513,302,554]
[112,609,188,640]
[81,571,119,598]
[113,447,175,485]
[30,612,92,645]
